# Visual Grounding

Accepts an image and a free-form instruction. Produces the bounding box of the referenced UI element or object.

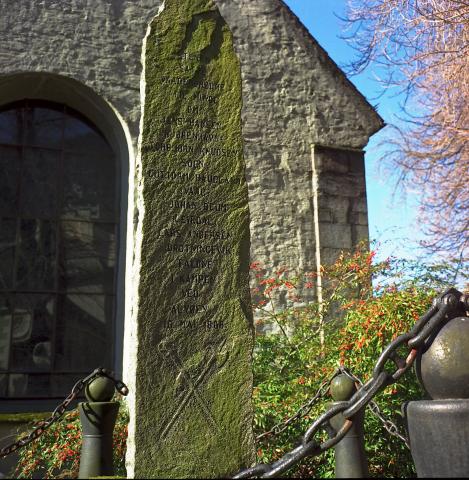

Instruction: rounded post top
[330,374,356,401]
[85,376,115,402]
[417,316,469,400]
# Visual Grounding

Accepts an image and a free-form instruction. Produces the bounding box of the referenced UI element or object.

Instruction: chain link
[340,366,410,448]
[0,367,128,459]
[256,366,410,448]
[256,370,340,442]
[368,400,410,448]
[234,287,467,478]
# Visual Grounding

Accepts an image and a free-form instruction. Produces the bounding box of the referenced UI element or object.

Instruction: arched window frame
[0,73,130,412]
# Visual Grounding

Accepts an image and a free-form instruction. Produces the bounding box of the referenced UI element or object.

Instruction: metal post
[78,376,119,479]
[406,313,469,477]
[329,374,368,478]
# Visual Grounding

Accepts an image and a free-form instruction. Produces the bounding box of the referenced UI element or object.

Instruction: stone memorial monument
[129,0,254,477]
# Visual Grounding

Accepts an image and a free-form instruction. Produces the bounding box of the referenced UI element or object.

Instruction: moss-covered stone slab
[134,0,254,477]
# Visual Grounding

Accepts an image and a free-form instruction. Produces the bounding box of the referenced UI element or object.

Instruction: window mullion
[6,106,27,395]
[50,106,66,376]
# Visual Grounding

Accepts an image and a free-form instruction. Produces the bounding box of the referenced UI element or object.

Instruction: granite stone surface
[135,0,254,477]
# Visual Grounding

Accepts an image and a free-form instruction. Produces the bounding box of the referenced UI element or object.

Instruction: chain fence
[340,367,410,448]
[233,287,467,478]
[255,375,334,442]
[255,365,409,448]
[0,367,128,459]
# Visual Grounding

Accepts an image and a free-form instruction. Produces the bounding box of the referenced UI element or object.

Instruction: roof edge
[279,0,385,135]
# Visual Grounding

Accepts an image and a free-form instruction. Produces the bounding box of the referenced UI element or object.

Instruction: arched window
[0,100,118,400]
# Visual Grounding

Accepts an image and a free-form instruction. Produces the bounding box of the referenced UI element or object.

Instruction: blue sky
[282,0,425,262]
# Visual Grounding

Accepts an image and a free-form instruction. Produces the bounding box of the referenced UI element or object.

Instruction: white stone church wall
[0,0,381,279]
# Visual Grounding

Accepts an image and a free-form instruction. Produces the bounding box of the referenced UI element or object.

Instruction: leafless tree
[343,0,468,260]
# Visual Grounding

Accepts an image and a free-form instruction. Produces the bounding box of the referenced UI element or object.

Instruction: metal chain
[256,370,340,442]
[0,367,128,459]
[233,287,467,478]
[368,400,410,448]
[340,366,410,448]
[256,366,409,447]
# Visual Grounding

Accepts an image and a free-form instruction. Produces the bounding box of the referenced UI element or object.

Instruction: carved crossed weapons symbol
[157,339,227,441]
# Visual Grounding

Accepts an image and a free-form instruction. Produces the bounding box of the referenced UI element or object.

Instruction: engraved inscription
[156,341,226,440]
[148,34,245,329]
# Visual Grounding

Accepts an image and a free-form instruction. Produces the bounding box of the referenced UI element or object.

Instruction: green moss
[135,0,254,477]
[0,412,50,423]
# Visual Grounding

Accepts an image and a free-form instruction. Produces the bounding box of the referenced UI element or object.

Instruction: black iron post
[78,376,120,479]
[406,312,469,477]
[329,374,368,478]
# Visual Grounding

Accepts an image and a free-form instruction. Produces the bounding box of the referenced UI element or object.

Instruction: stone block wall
[314,146,370,266]
[0,0,382,287]
[216,0,382,277]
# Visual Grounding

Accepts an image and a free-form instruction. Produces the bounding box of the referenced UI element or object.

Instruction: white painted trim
[311,145,324,346]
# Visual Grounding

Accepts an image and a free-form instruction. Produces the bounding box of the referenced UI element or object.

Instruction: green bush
[14,397,128,479]
[251,243,459,478]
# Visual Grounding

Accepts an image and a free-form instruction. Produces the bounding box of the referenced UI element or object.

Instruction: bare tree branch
[343,0,469,260]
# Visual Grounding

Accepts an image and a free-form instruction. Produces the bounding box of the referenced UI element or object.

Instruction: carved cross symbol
[157,340,226,441]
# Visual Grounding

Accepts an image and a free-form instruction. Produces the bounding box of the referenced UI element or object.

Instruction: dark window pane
[55,294,113,371]
[5,372,92,399]
[0,295,13,371]
[0,219,16,290]
[60,222,116,293]
[0,109,23,145]
[64,115,110,155]
[16,219,56,290]
[0,101,118,400]
[20,149,59,218]
[63,153,116,221]
[7,373,49,398]
[9,294,55,372]
[24,107,63,149]
[0,374,7,396]
[7,373,28,397]
[0,146,20,216]
[51,373,86,398]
